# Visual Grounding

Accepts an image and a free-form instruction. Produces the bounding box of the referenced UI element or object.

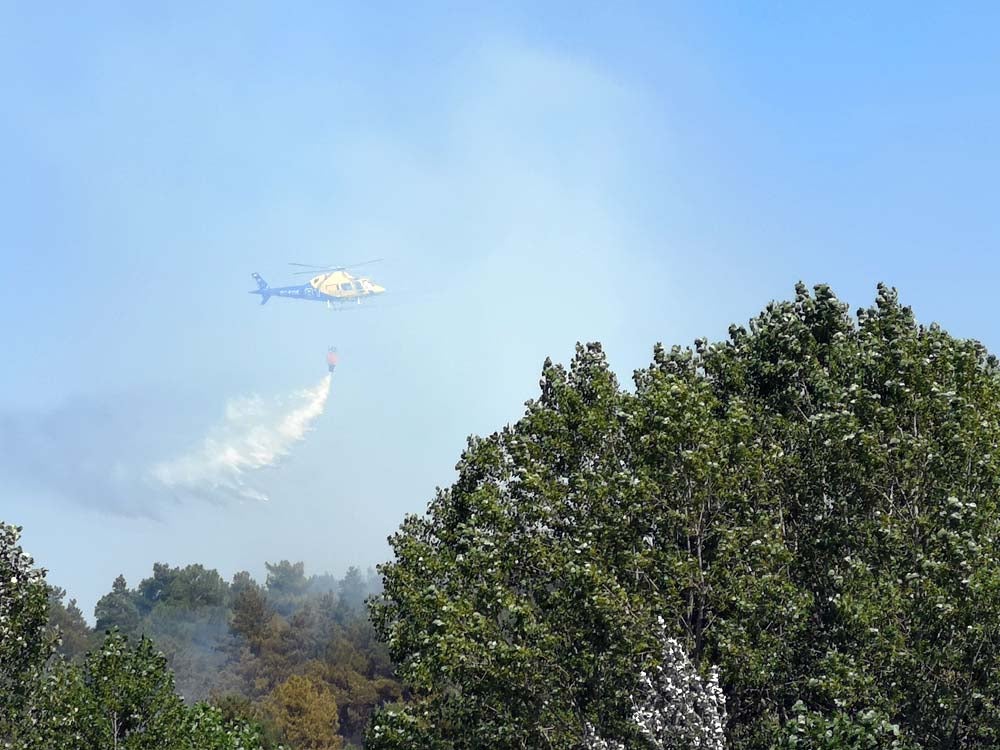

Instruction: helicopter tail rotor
[249,273,272,304]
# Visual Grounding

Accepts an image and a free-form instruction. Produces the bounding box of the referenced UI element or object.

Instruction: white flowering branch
[586,617,727,749]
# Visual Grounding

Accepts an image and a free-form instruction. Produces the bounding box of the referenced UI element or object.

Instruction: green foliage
[371,343,648,748]
[3,535,401,750]
[186,703,272,750]
[338,567,368,612]
[13,629,267,750]
[211,693,286,749]
[136,562,229,613]
[94,574,140,634]
[231,580,272,644]
[79,559,399,748]
[0,522,53,733]
[264,674,342,749]
[46,586,96,660]
[369,284,1000,749]
[266,561,310,616]
[47,630,187,748]
[777,701,914,750]
[93,564,233,701]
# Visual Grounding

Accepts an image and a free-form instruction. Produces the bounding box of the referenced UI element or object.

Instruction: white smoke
[149,374,332,503]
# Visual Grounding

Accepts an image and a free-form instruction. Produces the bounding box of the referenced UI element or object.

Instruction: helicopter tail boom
[250,273,271,304]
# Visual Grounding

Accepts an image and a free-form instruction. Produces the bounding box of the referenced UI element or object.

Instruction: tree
[369,284,1000,749]
[185,703,271,750]
[371,343,647,748]
[0,522,53,733]
[265,673,342,749]
[585,617,727,750]
[34,630,188,748]
[231,570,259,599]
[94,574,140,634]
[4,532,392,749]
[210,693,284,749]
[266,560,309,616]
[136,562,228,613]
[231,581,273,645]
[338,567,367,612]
[77,559,401,745]
[91,565,234,702]
[14,629,266,750]
[47,585,94,660]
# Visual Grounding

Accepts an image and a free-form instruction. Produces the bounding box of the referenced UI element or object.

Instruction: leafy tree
[16,556,398,748]
[47,585,95,660]
[231,579,273,645]
[338,567,367,612]
[95,565,232,702]
[585,617,727,750]
[1,529,269,749]
[0,522,53,733]
[136,562,228,613]
[232,570,260,599]
[186,703,272,750]
[266,560,310,616]
[94,574,140,634]
[369,284,1000,749]
[13,629,266,750]
[370,343,649,748]
[265,673,342,749]
[777,702,912,750]
[210,693,285,749]
[28,630,188,749]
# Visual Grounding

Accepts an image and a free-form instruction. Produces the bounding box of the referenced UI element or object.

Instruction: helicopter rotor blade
[288,258,383,271]
[291,267,347,276]
[340,258,383,269]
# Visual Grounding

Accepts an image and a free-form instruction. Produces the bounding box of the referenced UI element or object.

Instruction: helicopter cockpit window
[340,282,353,291]
[352,282,363,291]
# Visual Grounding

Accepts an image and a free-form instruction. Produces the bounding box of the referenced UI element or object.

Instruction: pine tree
[265,673,342,749]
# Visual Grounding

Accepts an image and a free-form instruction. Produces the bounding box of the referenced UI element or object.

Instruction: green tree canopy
[266,560,310,616]
[136,562,229,613]
[94,574,140,635]
[46,585,94,660]
[4,525,392,749]
[369,284,1000,749]
[0,522,52,732]
[14,629,267,750]
[265,673,342,749]
[338,566,367,613]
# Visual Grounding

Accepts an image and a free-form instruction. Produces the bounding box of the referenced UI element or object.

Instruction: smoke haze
[0,375,333,515]
[3,6,998,619]
[151,374,332,503]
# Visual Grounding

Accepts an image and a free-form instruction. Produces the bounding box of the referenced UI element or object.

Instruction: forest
[4,283,1000,749]
[43,559,402,748]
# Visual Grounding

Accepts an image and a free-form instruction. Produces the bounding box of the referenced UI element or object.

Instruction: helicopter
[250,260,386,308]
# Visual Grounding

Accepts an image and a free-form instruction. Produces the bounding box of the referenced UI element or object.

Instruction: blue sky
[2,3,998,617]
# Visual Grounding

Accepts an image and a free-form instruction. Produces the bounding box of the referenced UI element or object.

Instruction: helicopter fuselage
[250,270,386,306]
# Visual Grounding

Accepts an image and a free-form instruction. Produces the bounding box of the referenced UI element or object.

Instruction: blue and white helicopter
[250,260,386,309]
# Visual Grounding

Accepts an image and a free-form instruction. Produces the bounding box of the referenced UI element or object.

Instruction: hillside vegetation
[4,283,1000,749]
[369,284,1000,748]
